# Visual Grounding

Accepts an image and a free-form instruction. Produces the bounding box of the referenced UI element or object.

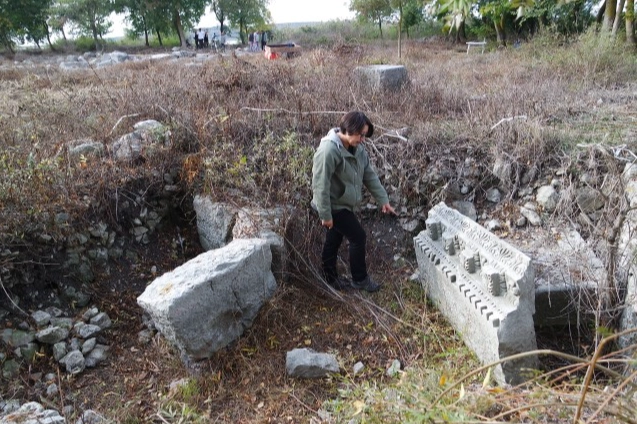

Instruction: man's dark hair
[339,111,374,138]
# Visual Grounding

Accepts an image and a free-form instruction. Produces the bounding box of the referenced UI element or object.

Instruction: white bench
[466,39,486,54]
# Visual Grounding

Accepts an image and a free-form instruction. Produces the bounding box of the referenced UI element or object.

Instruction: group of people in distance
[193,28,226,50]
[248,30,267,51]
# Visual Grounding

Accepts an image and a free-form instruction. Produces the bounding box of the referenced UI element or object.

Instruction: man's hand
[321,219,334,229]
[381,203,397,215]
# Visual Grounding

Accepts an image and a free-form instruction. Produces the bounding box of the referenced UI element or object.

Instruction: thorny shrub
[1,37,636,299]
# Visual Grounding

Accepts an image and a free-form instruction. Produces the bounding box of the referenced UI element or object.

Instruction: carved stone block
[414,202,538,384]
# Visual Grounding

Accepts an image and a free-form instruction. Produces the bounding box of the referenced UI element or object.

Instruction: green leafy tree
[159,0,208,47]
[114,0,173,46]
[54,0,115,49]
[402,0,424,37]
[436,0,473,42]
[518,0,592,38]
[350,0,393,38]
[212,0,232,34]
[480,0,515,46]
[0,0,52,53]
[226,0,270,44]
[49,1,72,41]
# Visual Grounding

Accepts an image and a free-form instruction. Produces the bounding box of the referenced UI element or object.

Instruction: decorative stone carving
[414,202,538,385]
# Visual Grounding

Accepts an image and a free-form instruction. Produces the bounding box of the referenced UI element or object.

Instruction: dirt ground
[2,209,436,422]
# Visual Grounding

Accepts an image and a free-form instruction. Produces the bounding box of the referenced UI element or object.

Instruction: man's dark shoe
[351,276,381,293]
[328,276,352,291]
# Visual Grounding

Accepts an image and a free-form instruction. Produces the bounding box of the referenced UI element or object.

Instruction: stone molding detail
[414,202,538,384]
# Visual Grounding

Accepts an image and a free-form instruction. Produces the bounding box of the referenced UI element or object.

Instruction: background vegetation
[1,0,635,53]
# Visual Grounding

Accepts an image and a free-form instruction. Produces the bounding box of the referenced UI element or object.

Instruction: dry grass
[1,36,637,422]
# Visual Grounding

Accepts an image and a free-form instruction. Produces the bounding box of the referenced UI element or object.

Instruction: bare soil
[3,210,442,423]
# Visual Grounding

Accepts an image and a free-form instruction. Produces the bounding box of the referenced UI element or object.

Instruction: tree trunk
[378,17,383,38]
[597,1,607,24]
[239,17,246,44]
[627,0,636,46]
[142,17,149,47]
[494,18,506,47]
[603,0,617,31]
[45,24,56,52]
[397,3,402,59]
[91,21,100,50]
[459,20,466,43]
[156,29,163,46]
[172,9,186,47]
[612,0,626,36]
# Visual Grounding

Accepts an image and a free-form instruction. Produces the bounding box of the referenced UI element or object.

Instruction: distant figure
[197,28,205,49]
[261,30,267,51]
[193,31,199,49]
[248,31,254,51]
[204,31,209,48]
[254,31,260,52]
[220,31,227,51]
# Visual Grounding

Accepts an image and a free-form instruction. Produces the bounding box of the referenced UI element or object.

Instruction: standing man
[197,28,205,49]
[261,30,267,50]
[219,31,227,52]
[312,111,396,292]
[254,31,260,52]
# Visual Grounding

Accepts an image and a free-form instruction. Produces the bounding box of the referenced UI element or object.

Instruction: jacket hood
[322,128,343,149]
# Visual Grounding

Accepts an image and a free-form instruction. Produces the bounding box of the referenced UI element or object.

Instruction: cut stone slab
[193,196,291,282]
[354,65,409,91]
[286,348,339,378]
[414,202,538,385]
[510,228,604,328]
[193,196,236,250]
[137,239,277,360]
[232,207,291,282]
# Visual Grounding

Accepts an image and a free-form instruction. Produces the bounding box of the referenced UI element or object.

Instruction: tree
[603,0,617,31]
[0,0,52,53]
[436,0,472,42]
[212,0,232,34]
[402,0,424,38]
[137,0,207,47]
[114,0,173,47]
[612,0,626,36]
[226,0,270,44]
[53,0,114,49]
[350,0,393,38]
[480,0,517,47]
[49,1,72,41]
[627,0,635,46]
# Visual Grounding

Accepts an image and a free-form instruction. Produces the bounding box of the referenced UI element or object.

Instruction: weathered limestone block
[414,202,538,384]
[137,239,276,360]
[526,229,602,328]
[193,195,290,282]
[354,65,409,91]
[286,348,339,378]
[618,163,637,349]
[232,207,290,282]
[193,196,237,250]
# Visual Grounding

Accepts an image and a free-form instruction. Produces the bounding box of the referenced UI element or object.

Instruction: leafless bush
[0,41,634,278]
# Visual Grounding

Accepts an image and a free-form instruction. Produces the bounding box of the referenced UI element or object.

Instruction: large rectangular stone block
[354,65,409,91]
[414,202,538,384]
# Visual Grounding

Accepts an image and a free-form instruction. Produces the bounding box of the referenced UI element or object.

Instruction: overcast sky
[267,0,354,24]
